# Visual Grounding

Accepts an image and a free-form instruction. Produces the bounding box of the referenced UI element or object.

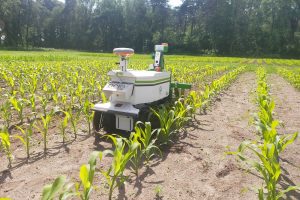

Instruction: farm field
[0,50,300,200]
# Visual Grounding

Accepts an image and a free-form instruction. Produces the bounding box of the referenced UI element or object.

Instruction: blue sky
[57,0,182,8]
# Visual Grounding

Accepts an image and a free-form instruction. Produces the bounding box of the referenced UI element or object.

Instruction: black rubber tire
[102,112,116,133]
[93,111,103,132]
[93,111,103,141]
[137,106,160,129]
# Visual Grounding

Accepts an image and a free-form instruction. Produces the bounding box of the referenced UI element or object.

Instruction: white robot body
[93,45,170,132]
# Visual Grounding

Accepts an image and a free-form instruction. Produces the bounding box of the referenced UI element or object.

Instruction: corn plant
[101,136,139,200]
[14,120,34,159]
[82,99,94,135]
[232,140,299,200]
[60,111,70,144]
[36,113,52,153]
[68,106,81,139]
[2,72,15,94]
[42,151,104,200]
[61,94,67,111]
[185,91,202,115]
[10,96,26,124]
[76,151,103,200]
[43,82,52,101]
[0,131,13,168]
[28,73,38,94]
[135,121,161,162]
[151,106,179,145]
[130,122,161,176]
[173,99,192,129]
[19,82,26,99]
[39,96,49,118]
[29,94,37,120]
[128,131,142,176]
[42,176,75,200]
[1,101,12,130]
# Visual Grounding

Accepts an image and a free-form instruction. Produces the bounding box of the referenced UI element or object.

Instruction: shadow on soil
[90,113,214,199]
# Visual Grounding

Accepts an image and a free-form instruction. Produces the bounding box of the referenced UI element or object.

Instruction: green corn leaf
[79,165,91,189]
[42,176,66,200]
[276,185,300,199]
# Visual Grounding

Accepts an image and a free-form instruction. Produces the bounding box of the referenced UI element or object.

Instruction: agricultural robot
[92,44,191,136]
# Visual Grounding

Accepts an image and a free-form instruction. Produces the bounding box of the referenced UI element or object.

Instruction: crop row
[230,67,299,199]
[0,60,232,168]
[36,66,246,200]
[277,68,300,89]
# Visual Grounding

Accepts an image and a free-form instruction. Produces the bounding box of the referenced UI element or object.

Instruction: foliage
[41,151,103,200]
[130,122,161,176]
[101,136,139,200]
[60,111,70,144]
[14,121,34,159]
[1,0,300,56]
[230,67,300,199]
[0,131,13,168]
[35,112,52,153]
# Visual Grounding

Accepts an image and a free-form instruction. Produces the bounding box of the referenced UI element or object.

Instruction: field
[0,50,300,200]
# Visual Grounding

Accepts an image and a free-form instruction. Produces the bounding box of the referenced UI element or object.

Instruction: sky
[57,0,183,8]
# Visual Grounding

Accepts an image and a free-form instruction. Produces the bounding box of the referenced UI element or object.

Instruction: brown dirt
[268,74,300,199]
[1,72,299,200]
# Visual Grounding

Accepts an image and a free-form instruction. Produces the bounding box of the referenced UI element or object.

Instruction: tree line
[0,0,300,57]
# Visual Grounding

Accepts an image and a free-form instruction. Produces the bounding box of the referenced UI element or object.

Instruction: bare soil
[1,73,300,200]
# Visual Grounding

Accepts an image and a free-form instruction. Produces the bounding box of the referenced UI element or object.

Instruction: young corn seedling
[29,94,37,120]
[42,176,75,200]
[101,136,139,200]
[82,99,94,135]
[43,82,52,101]
[151,106,179,146]
[1,101,12,131]
[232,139,300,200]
[68,106,81,139]
[128,131,142,176]
[130,122,161,176]
[60,111,70,144]
[0,131,13,168]
[60,94,68,111]
[76,151,104,200]
[75,81,84,105]
[10,96,26,124]
[36,113,52,153]
[135,121,161,162]
[39,96,49,118]
[185,91,202,115]
[19,82,26,99]
[95,82,102,102]
[42,151,104,200]
[28,74,38,94]
[173,99,192,129]
[2,72,15,95]
[15,120,34,159]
